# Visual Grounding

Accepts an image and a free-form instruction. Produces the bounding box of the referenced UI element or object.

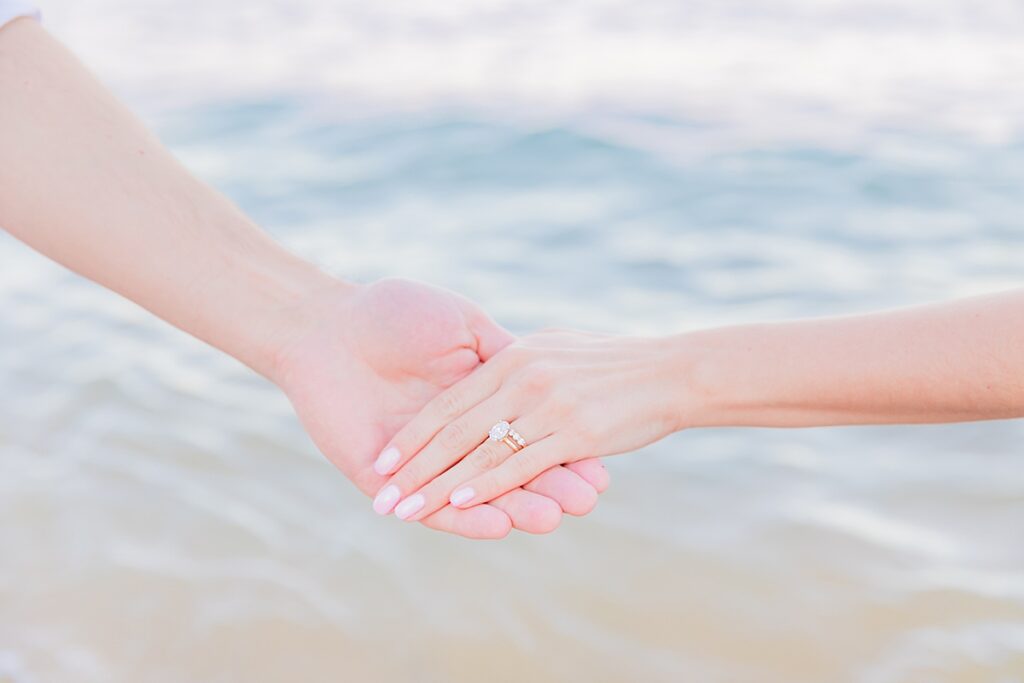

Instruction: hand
[269,280,610,538]
[0,20,608,535]
[373,330,681,522]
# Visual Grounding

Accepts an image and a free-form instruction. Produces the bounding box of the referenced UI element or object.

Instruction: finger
[375,392,514,514]
[462,300,516,362]
[566,458,610,493]
[392,414,547,523]
[418,503,512,540]
[371,363,503,477]
[449,434,572,509]
[524,464,599,517]
[489,488,562,534]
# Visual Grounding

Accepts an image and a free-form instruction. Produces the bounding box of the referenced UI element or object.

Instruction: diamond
[488,421,511,441]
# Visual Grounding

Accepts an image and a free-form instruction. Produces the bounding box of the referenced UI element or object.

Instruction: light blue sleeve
[0,0,40,29]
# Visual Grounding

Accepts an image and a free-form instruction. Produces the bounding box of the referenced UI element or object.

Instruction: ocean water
[2,1,1024,681]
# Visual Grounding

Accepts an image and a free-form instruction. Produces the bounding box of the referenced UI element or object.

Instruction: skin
[271,278,609,538]
[0,17,609,539]
[380,291,1024,520]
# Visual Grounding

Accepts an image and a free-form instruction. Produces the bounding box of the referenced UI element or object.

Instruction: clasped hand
[371,330,684,525]
[271,279,610,540]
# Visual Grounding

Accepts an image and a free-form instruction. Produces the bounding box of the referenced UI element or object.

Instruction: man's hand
[270,278,609,539]
[0,20,606,537]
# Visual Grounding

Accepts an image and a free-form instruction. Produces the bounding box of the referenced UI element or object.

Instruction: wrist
[663,325,760,430]
[189,231,358,382]
[251,266,358,384]
[628,334,705,435]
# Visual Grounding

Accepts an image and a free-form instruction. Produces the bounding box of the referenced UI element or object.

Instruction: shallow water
[3,2,1024,681]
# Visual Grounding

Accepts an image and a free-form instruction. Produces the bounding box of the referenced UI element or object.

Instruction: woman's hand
[371,330,685,521]
[369,288,1024,528]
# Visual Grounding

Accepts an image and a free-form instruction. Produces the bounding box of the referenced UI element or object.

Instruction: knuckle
[511,449,543,480]
[434,390,463,421]
[467,445,507,471]
[488,345,524,374]
[498,343,529,364]
[436,421,467,450]
[514,363,556,395]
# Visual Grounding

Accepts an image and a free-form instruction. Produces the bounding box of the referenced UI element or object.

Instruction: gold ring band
[501,435,524,452]
[488,420,527,453]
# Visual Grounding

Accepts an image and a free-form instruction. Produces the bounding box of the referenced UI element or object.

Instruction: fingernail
[374,446,400,475]
[372,485,400,515]
[394,494,425,520]
[450,487,475,507]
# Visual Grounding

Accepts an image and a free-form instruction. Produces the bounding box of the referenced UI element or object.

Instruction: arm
[0,17,325,376]
[684,289,1024,428]
[0,18,610,538]
[375,290,1024,520]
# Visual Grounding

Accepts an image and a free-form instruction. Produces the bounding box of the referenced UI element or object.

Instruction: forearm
[0,19,338,377]
[678,290,1024,428]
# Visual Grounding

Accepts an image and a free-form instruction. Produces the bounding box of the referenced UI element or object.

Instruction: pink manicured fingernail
[449,487,475,507]
[372,485,400,515]
[374,446,400,475]
[394,494,425,520]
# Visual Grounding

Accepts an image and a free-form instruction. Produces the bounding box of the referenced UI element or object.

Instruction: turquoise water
[164,102,1024,332]
[2,2,1024,681]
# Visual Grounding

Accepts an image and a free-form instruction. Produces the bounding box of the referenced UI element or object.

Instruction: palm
[282,278,484,491]
[274,278,605,537]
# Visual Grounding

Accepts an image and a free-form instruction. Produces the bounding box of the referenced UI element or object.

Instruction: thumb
[465,304,515,361]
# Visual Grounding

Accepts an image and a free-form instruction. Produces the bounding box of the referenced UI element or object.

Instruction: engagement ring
[488,420,526,452]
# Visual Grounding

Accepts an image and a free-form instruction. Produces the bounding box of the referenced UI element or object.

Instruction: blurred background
[2,1,1024,681]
